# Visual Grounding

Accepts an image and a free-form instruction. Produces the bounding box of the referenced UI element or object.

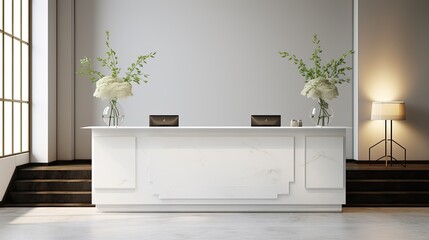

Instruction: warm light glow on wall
[361,119,385,158]
[363,62,405,101]
[357,0,429,160]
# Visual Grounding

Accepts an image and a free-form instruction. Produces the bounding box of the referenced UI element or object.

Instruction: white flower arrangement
[279,35,353,126]
[78,31,156,126]
[79,31,156,99]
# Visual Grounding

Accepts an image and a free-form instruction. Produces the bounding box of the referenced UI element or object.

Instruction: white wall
[358,0,429,160]
[0,154,28,201]
[57,0,75,160]
[73,0,353,159]
[31,0,57,163]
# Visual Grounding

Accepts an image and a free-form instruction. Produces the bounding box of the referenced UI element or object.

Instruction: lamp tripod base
[368,120,407,167]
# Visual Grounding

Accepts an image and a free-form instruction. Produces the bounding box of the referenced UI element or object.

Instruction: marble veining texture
[0,207,428,240]
[305,136,344,189]
[147,136,295,199]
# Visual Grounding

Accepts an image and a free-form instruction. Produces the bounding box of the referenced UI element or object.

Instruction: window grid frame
[0,0,30,158]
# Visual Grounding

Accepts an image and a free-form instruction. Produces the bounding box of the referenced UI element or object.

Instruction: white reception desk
[85,126,347,212]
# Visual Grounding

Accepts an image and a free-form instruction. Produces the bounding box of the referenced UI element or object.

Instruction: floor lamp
[369,101,407,167]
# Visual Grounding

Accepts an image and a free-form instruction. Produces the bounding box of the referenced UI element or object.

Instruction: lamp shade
[371,101,406,120]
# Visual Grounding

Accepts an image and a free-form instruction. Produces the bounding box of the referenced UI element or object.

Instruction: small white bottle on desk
[290,119,298,127]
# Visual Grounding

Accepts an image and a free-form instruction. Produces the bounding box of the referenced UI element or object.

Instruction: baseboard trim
[51,159,92,165]
[26,159,92,166]
[95,204,343,213]
[346,159,358,162]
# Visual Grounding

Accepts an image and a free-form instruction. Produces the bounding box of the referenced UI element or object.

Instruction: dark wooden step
[345,162,429,206]
[2,162,93,207]
[2,203,95,207]
[7,191,91,204]
[345,203,429,207]
[347,179,429,191]
[347,170,429,180]
[17,169,91,180]
[347,191,429,204]
[13,179,92,191]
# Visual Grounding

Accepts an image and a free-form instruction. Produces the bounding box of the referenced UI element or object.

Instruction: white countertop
[83,126,351,130]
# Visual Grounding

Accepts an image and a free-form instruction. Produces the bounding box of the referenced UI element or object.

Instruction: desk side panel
[92,136,136,189]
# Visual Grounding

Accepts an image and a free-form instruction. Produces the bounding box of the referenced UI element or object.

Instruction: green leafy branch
[96,31,121,78]
[78,57,104,82]
[124,52,156,84]
[78,31,156,84]
[279,34,353,83]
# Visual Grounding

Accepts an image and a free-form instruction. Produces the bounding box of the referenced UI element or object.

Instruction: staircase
[3,162,93,207]
[346,162,429,207]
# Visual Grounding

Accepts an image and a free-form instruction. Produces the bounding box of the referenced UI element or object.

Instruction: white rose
[301,77,338,100]
[93,76,133,99]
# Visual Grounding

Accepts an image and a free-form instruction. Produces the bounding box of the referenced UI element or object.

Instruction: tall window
[0,0,30,158]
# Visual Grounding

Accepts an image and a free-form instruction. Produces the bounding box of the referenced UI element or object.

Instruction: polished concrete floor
[0,207,428,240]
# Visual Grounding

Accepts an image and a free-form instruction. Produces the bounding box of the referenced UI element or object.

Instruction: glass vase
[310,98,333,127]
[102,98,124,126]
